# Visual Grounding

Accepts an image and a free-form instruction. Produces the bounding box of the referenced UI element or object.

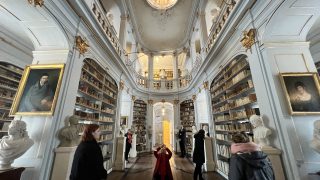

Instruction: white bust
[58,115,80,147]
[202,125,209,137]
[310,120,320,154]
[192,126,197,134]
[0,120,34,170]
[119,125,126,137]
[249,115,272,147]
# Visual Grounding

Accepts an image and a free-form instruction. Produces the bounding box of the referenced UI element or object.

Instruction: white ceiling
[127,0,199,52]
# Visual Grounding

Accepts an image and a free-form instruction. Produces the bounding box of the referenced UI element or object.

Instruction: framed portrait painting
[200,123,210,137]
[279,72,320,115]
[120,116,128,127]
[10,64,65,116]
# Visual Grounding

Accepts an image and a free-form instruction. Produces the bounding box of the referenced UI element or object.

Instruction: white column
[147,103,154,151]
[173,102,180,152]
[119,15,128,50]
[173,53,179,88]
[199,11,208,58]
[148,54,154,88]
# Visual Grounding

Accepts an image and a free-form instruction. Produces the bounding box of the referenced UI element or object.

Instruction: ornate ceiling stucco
[126,0,199,52]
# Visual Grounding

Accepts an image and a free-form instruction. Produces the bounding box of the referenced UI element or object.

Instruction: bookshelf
[133,99,147,152]
[180,99,195,157]
[210,55,259,177]
[0,62,23,139]
[74,58,118,171]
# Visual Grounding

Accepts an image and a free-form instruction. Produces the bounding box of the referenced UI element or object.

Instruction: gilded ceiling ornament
[192,95,196,101]
[75,36,89,55]
[146,0,178,10]
[132,95,136,101]
[240,29,256,52]
[28,0,44,7]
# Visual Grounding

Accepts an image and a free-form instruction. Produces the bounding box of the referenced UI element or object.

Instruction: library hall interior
[0,0,320,180]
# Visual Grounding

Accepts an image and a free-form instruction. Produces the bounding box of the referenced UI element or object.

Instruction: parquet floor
[108,152,225,180]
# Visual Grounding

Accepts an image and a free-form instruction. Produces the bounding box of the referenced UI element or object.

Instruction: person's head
[232,132,250,143]
[158,144,167,154]
[8,120,27,138]
[197,129,205,138]
[69,115,79,125]
[39,73,49,86]
[249,115,263,128]
[180,125,184,129]
[81,124,100,142]
[294,81,306,94]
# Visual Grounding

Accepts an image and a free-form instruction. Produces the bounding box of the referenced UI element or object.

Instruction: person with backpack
[228,132,275,180]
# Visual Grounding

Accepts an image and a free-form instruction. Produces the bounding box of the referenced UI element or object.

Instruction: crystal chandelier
[146,0,178,10]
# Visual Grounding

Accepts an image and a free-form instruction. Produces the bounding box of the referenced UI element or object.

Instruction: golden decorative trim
[203,81,209,89]
[192,95,196,101]
[240,29,256,52]
[75,36,89,55]
[161,99,166,103]
[173,99,179,105]
[131,95,136,101]
[28,0,44,7]
[119,81,124,90]
[148,99,153,105]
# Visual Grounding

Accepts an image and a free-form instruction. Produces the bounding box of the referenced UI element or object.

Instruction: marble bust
[58,115,80,147]
[192,125,197,134]
[0,120,34,170]
[249,115,272,147]
[310,120,320,154]
[119,125,126,137]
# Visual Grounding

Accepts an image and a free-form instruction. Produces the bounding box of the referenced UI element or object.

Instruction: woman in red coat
[153,144,173,180]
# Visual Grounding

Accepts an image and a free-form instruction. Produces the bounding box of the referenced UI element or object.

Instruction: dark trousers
[179,140,186,157]
[125,143,131,161]
[194,163,203,180]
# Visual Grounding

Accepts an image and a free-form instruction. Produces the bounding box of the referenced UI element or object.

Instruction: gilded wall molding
[75,36,89,55]
[28,0,44,7]
[240,29,256,52]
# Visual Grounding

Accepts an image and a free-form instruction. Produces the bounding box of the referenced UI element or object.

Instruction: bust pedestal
[51,146,77,180]
[0,167,25,180]
[129,134,137,158]
[262,146,285,180]
[113,137,125,171]
[204,137,215,171]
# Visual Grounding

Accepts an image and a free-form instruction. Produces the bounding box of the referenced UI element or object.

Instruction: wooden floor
[108,152,225,180]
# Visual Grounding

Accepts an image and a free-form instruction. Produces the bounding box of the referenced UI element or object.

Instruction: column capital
[197,11,206,16]
[120,14,129,20]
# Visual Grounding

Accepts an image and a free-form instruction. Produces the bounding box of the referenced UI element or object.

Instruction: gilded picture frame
[10,64,65,116]
[279,72,320,115]
[120,116,128,127]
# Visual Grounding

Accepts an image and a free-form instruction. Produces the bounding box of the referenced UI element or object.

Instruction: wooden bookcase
[180,99,195,157]
[210,55,259,177]
[0,62,23,139]
[74,58,118,172]
[133,99,147,152]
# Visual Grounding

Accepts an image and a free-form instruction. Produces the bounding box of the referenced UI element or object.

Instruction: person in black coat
[178,126,186,157]
[228,132,275,180]
[124,129,133,163]
[70,124,107,180]
[193,129,205,180]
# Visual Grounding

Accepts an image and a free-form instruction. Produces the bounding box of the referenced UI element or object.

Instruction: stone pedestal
[262,146,285,180]
[113,137,125,171]
[129,134,137,158]
[204,137,215,172]
[51,146,77,180]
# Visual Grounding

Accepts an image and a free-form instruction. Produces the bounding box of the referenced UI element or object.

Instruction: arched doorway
[153,102,174,149]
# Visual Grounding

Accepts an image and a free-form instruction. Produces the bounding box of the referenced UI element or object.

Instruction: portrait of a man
[280,73,320,115]
[120,116,128,127]
[10,64,65,116]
